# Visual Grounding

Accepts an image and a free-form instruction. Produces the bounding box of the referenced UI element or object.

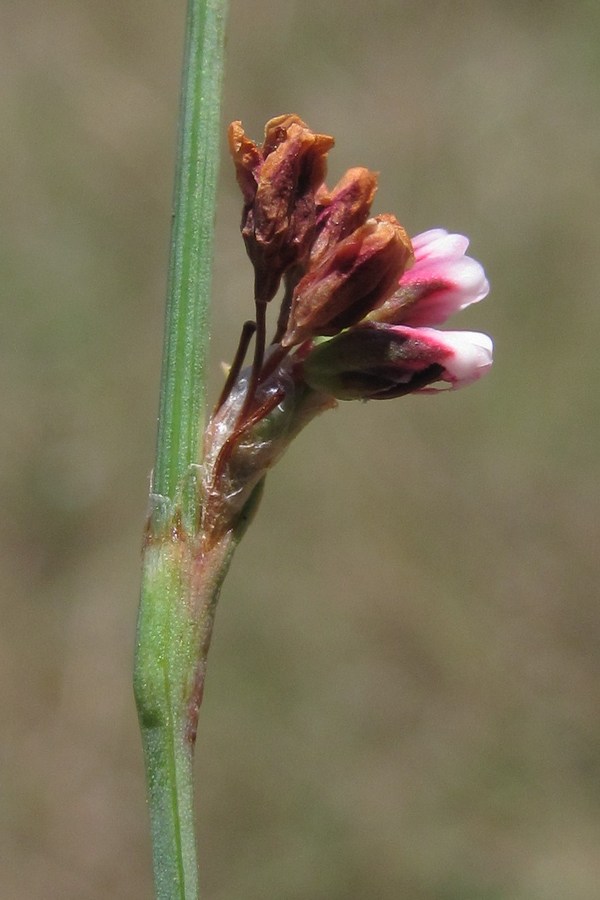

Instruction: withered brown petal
[262,114,313,155]
[229,115,335,302]
[310,167,379,267]
[228,121,262,205]
[253,122,324,245]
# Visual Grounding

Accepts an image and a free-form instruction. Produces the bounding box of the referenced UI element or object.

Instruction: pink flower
[302,323,493,400]
[368,228,490,328]
[388,326,493,392]
[301,226,493,401]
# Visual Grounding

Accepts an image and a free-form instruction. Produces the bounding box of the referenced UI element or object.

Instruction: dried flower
[228,115,334,302]
[282,214,414,347]
[310,167,379,267]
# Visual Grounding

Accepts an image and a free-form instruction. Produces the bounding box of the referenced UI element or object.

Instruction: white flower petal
[411,230,470,262]
[432,329,493,387]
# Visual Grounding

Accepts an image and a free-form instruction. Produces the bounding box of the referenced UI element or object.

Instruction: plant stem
[136,536,200,900]
[154,0,229,503]
[134,1,229,898]
[136,526,235,900]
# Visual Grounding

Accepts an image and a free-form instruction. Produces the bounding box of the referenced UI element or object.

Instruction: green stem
[136,536,200,900]
[134,1,229,898]
[154,0,229,502]
[135,526,236,900]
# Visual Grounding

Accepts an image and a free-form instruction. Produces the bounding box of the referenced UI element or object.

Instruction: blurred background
[2,1,600,897]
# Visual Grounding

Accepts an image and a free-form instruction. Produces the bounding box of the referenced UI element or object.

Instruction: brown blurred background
[2,1,600,897]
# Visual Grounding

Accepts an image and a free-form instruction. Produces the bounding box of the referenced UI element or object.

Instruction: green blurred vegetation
[2,1,600,897]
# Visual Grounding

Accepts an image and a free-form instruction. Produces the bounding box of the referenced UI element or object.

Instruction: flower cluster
[228,114,491,400]
[202,115,492,541]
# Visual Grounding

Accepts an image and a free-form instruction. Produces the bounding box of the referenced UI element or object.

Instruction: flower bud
[302,323,493,400]
[282,214,414,347]
[228,115,335,302]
